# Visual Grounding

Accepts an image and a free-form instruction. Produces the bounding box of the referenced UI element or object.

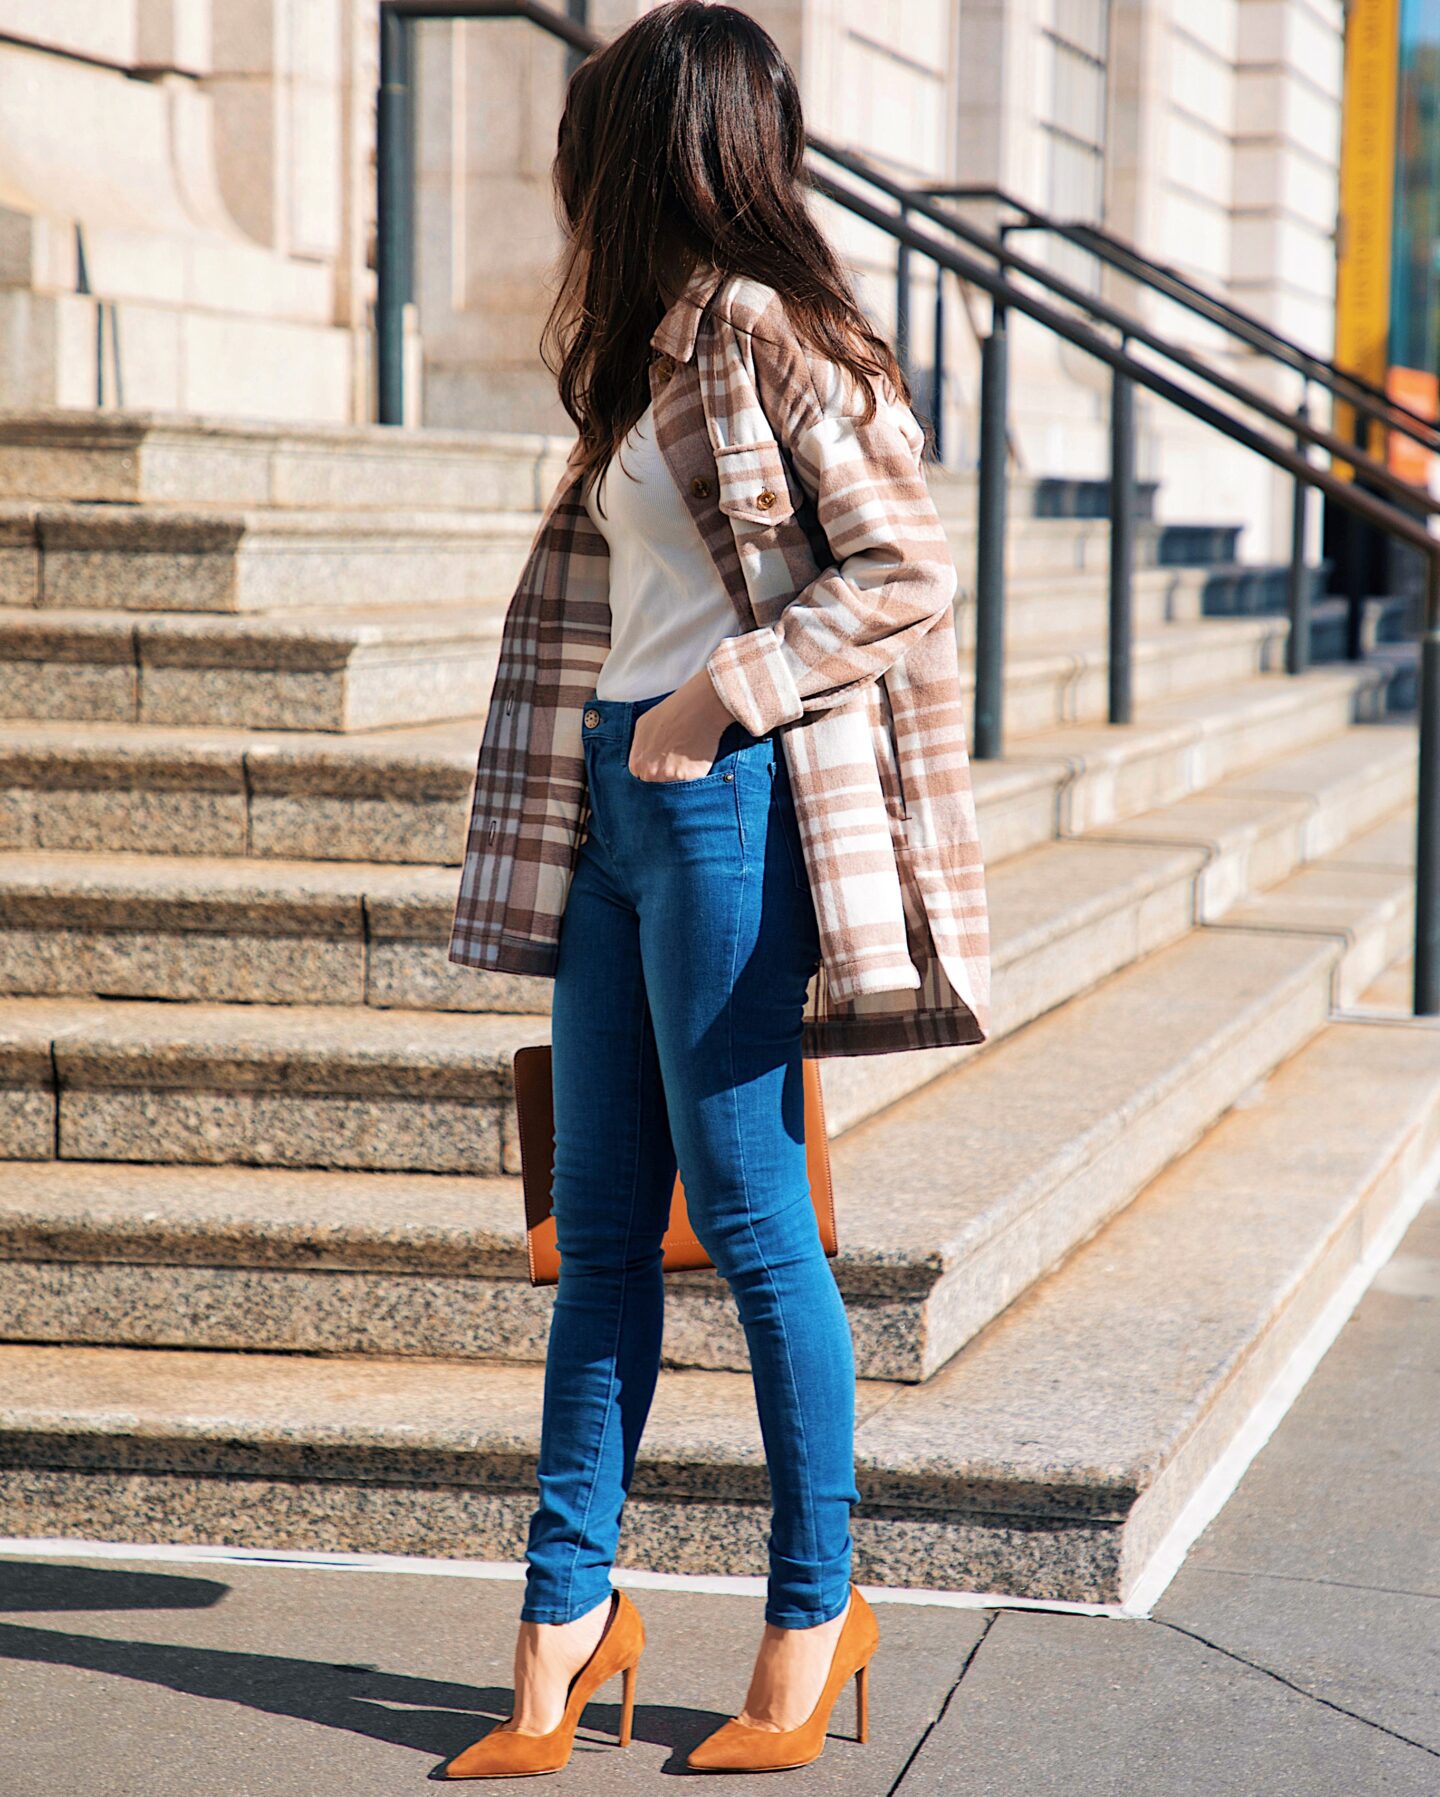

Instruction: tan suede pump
[685,1584,879,1773]
[441,1587,645,1779]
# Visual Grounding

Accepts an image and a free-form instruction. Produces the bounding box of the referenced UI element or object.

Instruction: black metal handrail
[373,0,1437,1017]
[805,145,1438,515]
[931,184,1440,454]
[806,146,1438,697]
[376,1,597,425]
[380,11,1429,511]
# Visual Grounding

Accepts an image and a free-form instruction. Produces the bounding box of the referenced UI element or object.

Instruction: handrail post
[1345,409,1369,660]
[1109,349,1136,725]
[1287,399,1312,676]
[1417,557,1439,1014]
[974,302,1009,759]
[377,5,412,426]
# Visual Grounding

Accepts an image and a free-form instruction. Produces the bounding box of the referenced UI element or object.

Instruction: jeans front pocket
[628,762,732,788]
[626,718,766,790]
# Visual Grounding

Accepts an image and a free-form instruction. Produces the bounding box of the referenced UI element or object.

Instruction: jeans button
[583,708,600,728]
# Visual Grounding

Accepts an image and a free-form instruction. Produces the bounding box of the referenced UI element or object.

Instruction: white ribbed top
[585,398,739,701]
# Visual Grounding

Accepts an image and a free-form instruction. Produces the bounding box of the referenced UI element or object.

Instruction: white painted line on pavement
[0,1537,1134,1619]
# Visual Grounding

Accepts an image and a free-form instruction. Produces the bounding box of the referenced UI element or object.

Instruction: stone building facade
[0,0,1345,557]
[0,1,376,420]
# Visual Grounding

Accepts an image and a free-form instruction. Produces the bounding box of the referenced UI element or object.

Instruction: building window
[1043,0,1112,286]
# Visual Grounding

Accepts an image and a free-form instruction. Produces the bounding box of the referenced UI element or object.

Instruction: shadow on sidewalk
[0,1561,719,1775]
[0,1560,229,1613]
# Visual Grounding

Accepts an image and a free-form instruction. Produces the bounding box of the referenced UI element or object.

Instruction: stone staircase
[0,409,1435,1608]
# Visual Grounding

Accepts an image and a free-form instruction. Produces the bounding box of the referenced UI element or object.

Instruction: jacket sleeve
[702,330,959,738]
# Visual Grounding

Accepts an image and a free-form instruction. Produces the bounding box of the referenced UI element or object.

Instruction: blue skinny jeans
[520,688,861,1629]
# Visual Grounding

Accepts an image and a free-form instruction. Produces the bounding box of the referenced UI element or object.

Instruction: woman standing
[443,0,990,1778]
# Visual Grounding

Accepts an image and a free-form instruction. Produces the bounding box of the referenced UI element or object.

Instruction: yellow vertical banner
[1334,0,1401,473]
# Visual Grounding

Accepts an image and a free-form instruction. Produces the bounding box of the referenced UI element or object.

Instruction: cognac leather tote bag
[513,1043,836,1286]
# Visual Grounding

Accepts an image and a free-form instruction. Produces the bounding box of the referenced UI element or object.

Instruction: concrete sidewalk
[3,1187,1438,1797]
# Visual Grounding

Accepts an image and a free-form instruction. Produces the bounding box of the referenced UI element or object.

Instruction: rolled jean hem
[520,1585,614,1626]
[764,1587,853,1630]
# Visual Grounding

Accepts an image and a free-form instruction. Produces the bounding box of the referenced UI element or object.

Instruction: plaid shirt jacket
[449,264,991,1058]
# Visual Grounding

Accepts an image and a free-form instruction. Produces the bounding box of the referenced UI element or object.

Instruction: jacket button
[654,359,674,383]
[755,488,777,510]
[690,477,711,498]
[583,707,600,727]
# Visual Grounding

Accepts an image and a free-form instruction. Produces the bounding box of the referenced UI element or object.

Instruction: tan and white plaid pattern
[450,263,991,1057]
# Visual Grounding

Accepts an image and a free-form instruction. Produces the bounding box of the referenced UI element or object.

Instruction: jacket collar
[649,260,726,363]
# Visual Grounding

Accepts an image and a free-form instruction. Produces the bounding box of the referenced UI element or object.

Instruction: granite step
[956,615,1289,739]
[0,997,550,1175]
[0,717,487,864]
[1080,732,1417,923]
[997,671,1394,852]
[0,762,1411,1388]
[1123,713,1417,857]
[1211,807,1418,1008]
[0,413,1133,560]
[0,924,1345,1382]
[0,830,1213,1170]
[0,603,506,732]
[0,780,1412,1178]
[1,1013,1433,1603]
[938,515,1168,580]
[0,815,1222,1178]
[1350,953,1424,1018]
[0,504,539,614]
[990,560,1368,653]
[0,667,1377,867]
[0,606,1289,737]
[927,469,1164,529]
[0,505,1233,647]
[848,1011,1440,1603]
[0,712,1407,1013]
[840,822,1419,1378]
[951,564,1211,649]
[0,853,454,1010]
[0,831,1247,1014]
[0,411,573,512]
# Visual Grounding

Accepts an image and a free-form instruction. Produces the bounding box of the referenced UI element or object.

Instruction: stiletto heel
[686,1583,880,1772]
[442,1587,645,1779]
[619,1660,638,1748]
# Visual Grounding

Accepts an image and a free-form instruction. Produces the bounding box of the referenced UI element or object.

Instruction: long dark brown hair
[544,0,915,505]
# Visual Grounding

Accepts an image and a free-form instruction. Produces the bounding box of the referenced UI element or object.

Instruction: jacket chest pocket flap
[712,439,799,524]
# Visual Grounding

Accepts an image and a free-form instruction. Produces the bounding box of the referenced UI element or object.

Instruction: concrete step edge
[0,927,1348,1389]
[4,714,1410,929]
[0,836,1211,1090]
[0,928,1339,1285]
[0,667,1358,806]
[4,504,547,547]
[851,1014,1440,1602]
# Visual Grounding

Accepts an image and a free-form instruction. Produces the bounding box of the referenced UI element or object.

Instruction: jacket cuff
[705,627,805,736]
